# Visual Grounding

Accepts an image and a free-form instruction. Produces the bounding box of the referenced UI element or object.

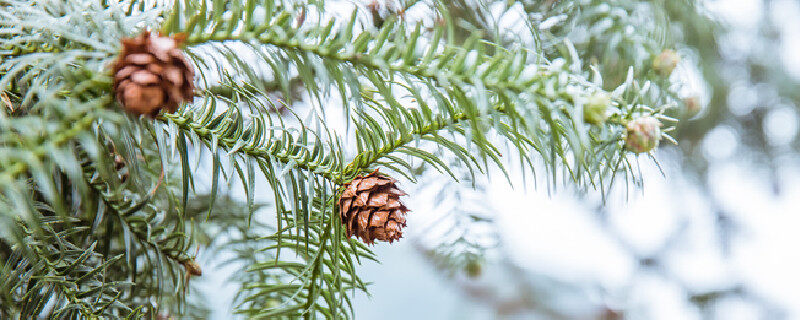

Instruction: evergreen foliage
[0,0,705,318]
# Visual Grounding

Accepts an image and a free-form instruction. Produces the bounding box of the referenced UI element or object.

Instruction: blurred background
[197,0,800,318]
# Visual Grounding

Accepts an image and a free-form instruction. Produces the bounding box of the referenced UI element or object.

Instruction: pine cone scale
[355,192,370,207]
[341,198,353,216]
[338,171,410,244]
[343,183,359,197]
[357,211,370,230]
[357,177,392,191]
[126,53,155,65]
[380,198,402,210]
[130,70,159,84]
[390,210,405,224]
[115,66,137,79]
[367,193,388,206]
[123,85,164,115]
[164,67,183,85]
[369,211,389,227]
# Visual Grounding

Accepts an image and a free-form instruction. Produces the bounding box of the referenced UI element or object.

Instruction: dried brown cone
[338,170,409,244]
[112,31,195,117]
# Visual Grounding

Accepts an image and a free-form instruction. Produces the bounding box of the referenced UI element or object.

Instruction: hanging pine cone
[112,31,195,117]
[338,170,409,244]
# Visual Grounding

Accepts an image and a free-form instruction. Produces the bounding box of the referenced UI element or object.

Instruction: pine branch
[0,110,99,179]
[185,25,537,99]
[342,101,504,176]
[179,10,597,125]
[83,157,191,266]
[204,73,305,103]
[0,217,134,319]
[159,100,342,183]
[173,1,658,191]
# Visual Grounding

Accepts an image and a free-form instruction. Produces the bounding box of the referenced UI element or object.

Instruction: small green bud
[653,49,680,76]
[464,259,482,278]
[583,92,610,125]
[683,96,702,118]
[625,116,662,153]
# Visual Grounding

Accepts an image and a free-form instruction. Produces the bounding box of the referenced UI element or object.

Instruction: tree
[414,1,800,318]
[0,0,695,318]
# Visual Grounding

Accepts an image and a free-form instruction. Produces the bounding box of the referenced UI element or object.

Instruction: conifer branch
[343,105,503,176]
[186,30,541,101]
[160,111,340,183]
[182,16,596,120]
[84,162,190,266]
[0,111,98,179]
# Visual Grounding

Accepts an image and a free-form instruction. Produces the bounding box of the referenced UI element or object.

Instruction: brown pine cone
[339,170,409,244]
[112,31,195,117]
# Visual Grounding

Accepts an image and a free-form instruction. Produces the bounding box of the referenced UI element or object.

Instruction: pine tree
[0,0,699,318]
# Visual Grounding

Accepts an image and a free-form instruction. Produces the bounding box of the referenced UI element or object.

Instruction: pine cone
[112,31,195,117]
[338,171,409,244]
